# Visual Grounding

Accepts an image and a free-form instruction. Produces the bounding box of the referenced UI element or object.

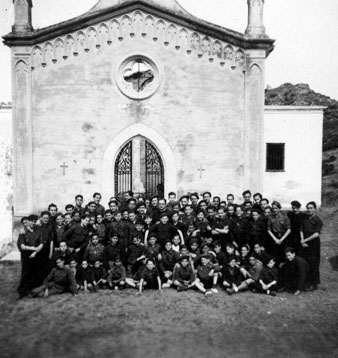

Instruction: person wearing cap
[267,201,291,264]
[287,200,305,254]
[172,256,196,292]
[17,216,44,298]
[135,202,147,220]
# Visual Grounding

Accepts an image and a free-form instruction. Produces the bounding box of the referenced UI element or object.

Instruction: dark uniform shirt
[267,212,291,237]
[173,265,195,283]
[160,249,180,272]
[63,223,89,250]
[43,266,77,294]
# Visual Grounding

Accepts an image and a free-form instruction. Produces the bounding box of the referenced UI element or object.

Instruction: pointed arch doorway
[114,136,164,198]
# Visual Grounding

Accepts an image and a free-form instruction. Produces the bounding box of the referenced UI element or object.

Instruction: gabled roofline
[3,1,275,55]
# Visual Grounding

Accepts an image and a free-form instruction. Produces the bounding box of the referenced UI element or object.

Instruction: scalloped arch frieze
[29,10,247,72]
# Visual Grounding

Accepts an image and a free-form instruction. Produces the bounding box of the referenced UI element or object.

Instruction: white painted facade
[263,106,324,207]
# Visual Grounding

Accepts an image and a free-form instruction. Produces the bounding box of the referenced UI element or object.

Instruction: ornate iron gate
[145,140,164,197]
[114,140,132,197]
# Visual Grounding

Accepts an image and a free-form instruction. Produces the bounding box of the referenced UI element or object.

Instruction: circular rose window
[116,55,160,100]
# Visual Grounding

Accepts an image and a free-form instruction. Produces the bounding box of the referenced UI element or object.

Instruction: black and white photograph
[0,0,337,357]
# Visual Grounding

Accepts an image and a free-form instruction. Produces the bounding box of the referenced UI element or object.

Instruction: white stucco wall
[263,106,324,208]
[0,109,13,251]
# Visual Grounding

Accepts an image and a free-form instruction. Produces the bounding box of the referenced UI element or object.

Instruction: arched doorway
[114,136,164,198]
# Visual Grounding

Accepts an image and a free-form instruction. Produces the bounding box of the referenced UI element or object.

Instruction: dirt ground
[1,208,338,358]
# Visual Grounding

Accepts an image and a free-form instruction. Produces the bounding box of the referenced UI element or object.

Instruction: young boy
[221,256,243,294]
[95,214,107,244]
[127,236,147,276]
[54,213,65,247]
[194,254,216,296]
[172,234,182,253]
[139,259,162,294]
[103,235,123,271]
[146,234,161,264]
[255,257,278,296]
[159,241,180,288]
[173,256,196,292]
[30,257,77,298]
[83,234,105,266]
[108,257,127,290]
[76,260,94,293]
[253,242,269,266]
[125,255,148,289]
[91,260,108,290]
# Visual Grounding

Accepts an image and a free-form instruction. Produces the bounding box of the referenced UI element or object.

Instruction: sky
[0,0,338,102]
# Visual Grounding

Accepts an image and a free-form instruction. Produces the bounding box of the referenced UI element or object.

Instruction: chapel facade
[4,0,323,228]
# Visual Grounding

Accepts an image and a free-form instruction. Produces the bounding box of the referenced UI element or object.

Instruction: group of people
[16,190,323,299]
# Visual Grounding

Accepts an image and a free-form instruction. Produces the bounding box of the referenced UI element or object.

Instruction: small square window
[266,143,285,172]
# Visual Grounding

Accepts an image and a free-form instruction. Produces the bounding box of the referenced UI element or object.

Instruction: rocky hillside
[266,83,338,206]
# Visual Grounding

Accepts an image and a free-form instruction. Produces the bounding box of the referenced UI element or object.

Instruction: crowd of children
[16,190,323,299]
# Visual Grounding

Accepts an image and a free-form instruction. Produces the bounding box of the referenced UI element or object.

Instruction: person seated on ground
[253,242,269,266]
[103,235,124,271]
[159,241,180,288]
[138,259,162,294]
[253,257,279,296]
[146,234,161,265]
[83,233,105,266]
[173,256,196,292]
[69,258,78,277]
[127,236,147,276]
[231,254,263,294]
[283,247,310,296]
[49,240,75,271]
[30,257,77,298]
[221,256,243,295]
[172,234,183,253]
[194,254,217,296]
[76,259,95,293]
[238,244,251,277]
[91,260,108,290]
[108,257,126,290]
[213,241,227,272]
[125,255,148,289]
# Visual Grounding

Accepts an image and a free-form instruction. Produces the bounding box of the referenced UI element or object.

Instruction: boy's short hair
[251,209,260,215]
[214,241,221,248]
[105,209,113,214]
[65,204,74,210]
[190,192,199,199]
[284,247,295,254]
[75,194,83,200]
[93,192,101,198]
[168,192,176,197]
[253,193,262,199]
[135,219,145,226]
[21,216,28,224]
[227,255,237,263]
[41,211,50,217]
[242,190,252,197]
[48,203,58,211]
[87,201,96,207]
[160,213,169,219]
[203,192,212,197]
[55,256,65,262]
[55,213,64,219]
[148,233,157,240]
[227,193,234,199]
[109,200,119,206]
[261,198,269,204]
